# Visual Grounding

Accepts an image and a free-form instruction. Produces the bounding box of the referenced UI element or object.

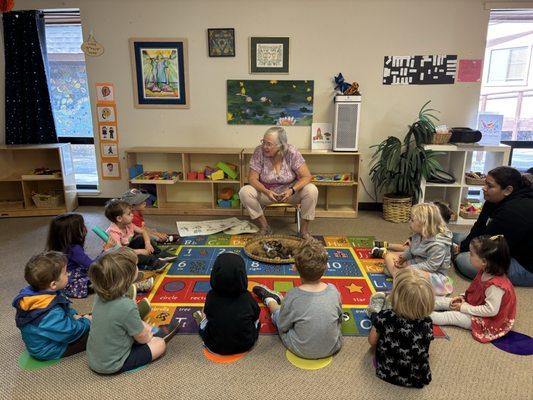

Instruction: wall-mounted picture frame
[250,37,289,74]
[208,28,235,57]
[129,38,190,108]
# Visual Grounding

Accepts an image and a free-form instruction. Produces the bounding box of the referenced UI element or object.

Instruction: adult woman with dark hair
[239,127,318,238]
[455,166,533,286]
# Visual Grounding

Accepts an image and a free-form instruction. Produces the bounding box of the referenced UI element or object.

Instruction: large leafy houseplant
[369,101,442,202]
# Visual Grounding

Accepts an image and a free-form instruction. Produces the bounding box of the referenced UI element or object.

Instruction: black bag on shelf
[450,127,482,143]
[427,169,456,184]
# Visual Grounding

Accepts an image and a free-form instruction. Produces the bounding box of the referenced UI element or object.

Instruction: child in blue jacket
[12,251,91,360]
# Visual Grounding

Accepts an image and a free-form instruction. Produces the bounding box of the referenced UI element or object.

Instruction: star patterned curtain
[3,10,58,144]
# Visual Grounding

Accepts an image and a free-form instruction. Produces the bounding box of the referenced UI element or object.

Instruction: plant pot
[383,194,412,223]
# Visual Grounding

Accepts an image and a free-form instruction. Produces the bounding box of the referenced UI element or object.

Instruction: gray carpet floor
[0,207,531,400]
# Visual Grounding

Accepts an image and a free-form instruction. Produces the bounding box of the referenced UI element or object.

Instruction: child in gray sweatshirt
[384,203,454,295]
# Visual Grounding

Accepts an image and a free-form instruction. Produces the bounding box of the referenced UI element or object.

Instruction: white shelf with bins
[419,144,511,225]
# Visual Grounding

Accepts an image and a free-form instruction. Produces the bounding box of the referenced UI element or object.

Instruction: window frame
[44,11,98,190]
[486,45,531,86]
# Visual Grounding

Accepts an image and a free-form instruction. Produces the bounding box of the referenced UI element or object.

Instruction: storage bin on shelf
[32,191,64,208]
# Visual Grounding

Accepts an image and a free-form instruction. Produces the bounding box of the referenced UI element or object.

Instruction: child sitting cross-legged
[120,189,177,243]
[104,199,176,280]
[193,252,260,355]
[367,268,435,388]
[87,247,180,374]
[430,235,516,342]
[384,203,454,296]
[12,251,91,360]
[253,238,343,359]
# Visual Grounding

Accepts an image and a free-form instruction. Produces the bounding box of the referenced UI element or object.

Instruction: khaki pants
[239,184,318,220]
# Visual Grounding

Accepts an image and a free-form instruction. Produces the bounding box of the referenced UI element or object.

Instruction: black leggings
[62,331,89,358]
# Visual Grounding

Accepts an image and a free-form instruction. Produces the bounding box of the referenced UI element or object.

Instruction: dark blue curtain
[3,10,57,144]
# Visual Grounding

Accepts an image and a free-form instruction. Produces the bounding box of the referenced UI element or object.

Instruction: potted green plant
[369,101,442,222]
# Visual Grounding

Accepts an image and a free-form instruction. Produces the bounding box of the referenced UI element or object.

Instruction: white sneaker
[366,292,387,317]
[135,277,154,293]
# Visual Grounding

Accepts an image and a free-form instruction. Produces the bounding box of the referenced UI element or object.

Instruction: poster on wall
[311,123,333,150]
[457,59,482,83]
[95,82,121,180]
[383,55,457,85]
[101,143,118,157]
[227,80,313,126]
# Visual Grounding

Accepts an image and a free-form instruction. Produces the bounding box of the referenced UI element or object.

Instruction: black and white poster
[383,55,457,85]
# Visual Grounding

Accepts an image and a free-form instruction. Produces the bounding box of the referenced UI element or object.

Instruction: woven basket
[32,192,63,208]
[244,234,301,264]
[459,210,479,220]
[383,194,412,223]
[432,132,452,144]
[465,176,485,186]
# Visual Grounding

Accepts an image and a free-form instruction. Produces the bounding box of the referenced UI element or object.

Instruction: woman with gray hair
[239,127,318,238]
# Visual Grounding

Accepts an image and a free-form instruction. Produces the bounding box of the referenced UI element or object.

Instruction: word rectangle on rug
[143,235,447,339]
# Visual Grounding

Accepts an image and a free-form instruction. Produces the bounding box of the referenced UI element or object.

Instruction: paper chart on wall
[176,218,243,236]
[96,82,121,179]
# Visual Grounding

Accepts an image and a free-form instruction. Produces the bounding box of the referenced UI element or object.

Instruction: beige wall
[0,0,516,201]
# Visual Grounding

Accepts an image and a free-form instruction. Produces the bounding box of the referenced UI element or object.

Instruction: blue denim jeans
[455,249,533,287]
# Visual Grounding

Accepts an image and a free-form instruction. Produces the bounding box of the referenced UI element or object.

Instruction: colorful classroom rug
[142,234,448,339]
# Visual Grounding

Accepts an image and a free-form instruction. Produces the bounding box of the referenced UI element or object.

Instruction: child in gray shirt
[253,239,343,359]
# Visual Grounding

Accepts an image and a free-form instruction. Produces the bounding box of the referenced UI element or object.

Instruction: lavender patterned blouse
[249,144,306,194]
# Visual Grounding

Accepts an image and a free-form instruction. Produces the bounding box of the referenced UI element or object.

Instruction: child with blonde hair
[253,239,343,359]
[384,202,453,295]
[367,268,435,388]
[431,235,516,342]
[87,248,179,374]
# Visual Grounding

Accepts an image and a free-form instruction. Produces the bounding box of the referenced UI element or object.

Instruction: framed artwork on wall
[208,28,235,57]
[129,38,189,108]
[250,37,289,73]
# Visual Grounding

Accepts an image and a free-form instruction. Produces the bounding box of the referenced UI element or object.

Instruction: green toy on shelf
[216,162,239,180]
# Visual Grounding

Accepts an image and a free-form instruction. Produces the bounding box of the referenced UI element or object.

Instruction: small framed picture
[311,123,333,150]
[102,160,121,179]
[97,105,117,123]
[101,143,118,157]
[95,82,115,103]
[208,28,235,57]
[250,37,289,73]
[98,124,118,141]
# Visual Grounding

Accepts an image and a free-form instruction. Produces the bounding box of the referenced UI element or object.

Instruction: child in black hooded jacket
[194,252,260,355]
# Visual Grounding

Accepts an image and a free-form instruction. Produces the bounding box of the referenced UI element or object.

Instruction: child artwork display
[129,38,189,108]
[99,124,117,141]
[478,112,504,146]
[383,55,457,85]
[208,28,235,57]
[311,123,333,150]
[97,105,116,123]
[457,59,482,83]
[227,80,313,126]
[101,161,121,179]
[95,82,115,103]
[101,143,118,157]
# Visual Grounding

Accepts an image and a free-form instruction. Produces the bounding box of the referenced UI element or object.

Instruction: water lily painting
[226,80,313,126]
[129,38,189,108]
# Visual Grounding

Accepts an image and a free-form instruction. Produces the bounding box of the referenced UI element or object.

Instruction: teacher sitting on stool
[239,126,318,238]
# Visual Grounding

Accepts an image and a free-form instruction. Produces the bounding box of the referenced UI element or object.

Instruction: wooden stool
[265,202,301,233]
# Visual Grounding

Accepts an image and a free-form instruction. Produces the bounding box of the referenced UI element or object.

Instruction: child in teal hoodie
[13,251,91,360]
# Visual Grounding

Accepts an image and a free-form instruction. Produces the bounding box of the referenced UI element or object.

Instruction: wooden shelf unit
[125,147,243,216]
[0,144,78,217]
[419,144,511,225]
[126,147,361,218]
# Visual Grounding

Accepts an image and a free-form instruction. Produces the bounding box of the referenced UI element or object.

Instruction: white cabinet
[419,144,511,225]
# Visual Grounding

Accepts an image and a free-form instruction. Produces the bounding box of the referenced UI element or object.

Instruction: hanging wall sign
[81,33,104,57]
[383,55,457,85]
[95,82,121,180]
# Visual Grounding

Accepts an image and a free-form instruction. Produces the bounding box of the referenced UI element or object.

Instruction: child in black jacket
[194,252,260,355]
